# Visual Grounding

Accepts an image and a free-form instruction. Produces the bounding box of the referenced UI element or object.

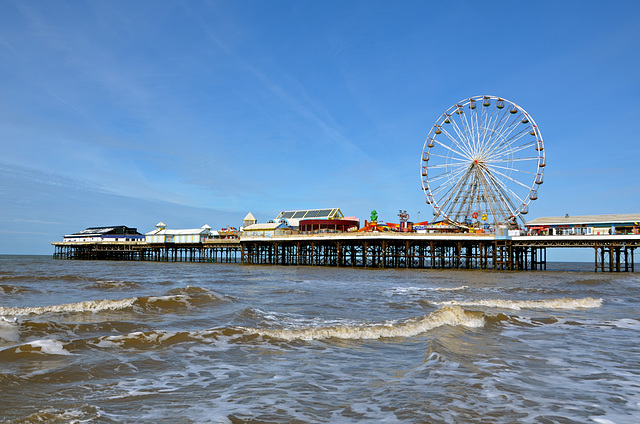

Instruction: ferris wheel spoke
[485,163,536,175]
[486,166,531,190]
[428,160,470,169]
[432,164,473,205]
[477,174,507,222]
[488,138,537,159]
[487,156,539,163]
[428,167,468,184]
[438,129,474,159]
[427,150,471,162]
[479,116,523,158]
[460,109,476,156]
[428,166,469,195]
[482,171,520,218]
[484,168,527,208]
[449,115,475,156]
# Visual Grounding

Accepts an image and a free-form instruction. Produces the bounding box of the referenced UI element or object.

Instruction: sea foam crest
[0,287,222,317]
[0,298,138,316]
[244,305,484,341]
[17,339,73,355]
[432,297,602,310]
[385,286,468,296]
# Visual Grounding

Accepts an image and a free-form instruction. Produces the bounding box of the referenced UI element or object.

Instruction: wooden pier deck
[53,233,640,272]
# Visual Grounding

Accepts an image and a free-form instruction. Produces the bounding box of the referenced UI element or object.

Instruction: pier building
[527,214,640,236]
[63,226,143,242]
[275,208,346,229]
[145,222,214,243]
[242,212,257,228]
[241,221,295,238]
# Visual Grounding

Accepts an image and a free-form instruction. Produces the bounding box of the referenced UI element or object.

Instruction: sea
[0,255,639,423]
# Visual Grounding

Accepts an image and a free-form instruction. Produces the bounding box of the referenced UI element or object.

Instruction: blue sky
[0,0,639,259]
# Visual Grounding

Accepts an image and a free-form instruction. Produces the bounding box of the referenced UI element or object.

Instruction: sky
[0,0,639,260]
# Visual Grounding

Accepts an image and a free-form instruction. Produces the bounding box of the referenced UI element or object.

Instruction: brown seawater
[1,255,639,423]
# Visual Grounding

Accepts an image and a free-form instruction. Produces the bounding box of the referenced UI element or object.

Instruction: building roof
[526,213,640,226]
[243,212,256,221]
[275,208,344,227]
[145,225,212,236]
[277,208,344,220]
[65,226,140,237]
[243,222,290,231]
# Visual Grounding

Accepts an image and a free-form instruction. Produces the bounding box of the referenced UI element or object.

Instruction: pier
[52,239,241,263]
[53,233,639,272]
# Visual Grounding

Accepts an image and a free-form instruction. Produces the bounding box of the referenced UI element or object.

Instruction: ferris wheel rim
[420,95,545,227]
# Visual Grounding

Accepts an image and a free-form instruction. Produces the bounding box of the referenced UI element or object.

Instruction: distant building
[63,226,143,242]
[299,217,360,234]
[242,212,257,229]
[276,208,346,229]
[526,214,640,236]
[241,222,294,237]
[145,222,214,243]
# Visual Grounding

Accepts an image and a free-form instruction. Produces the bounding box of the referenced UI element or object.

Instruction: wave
[430,297,602,310]
[241,306,485,341]
[0,286,225,317]
[87,280,142,290]
[0,274,89,282]
[0,316,20,342]
[2,405,104,423]
[0,338,73,359]
[384,286,469,296]
[0,298,138,316]
[566,278,608,286]
[0,284,33,294]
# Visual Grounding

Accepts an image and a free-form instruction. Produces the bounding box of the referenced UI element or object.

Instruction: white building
[145,222,214,243]
[63,226,143,242]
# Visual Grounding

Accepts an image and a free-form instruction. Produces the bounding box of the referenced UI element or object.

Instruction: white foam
[20,339,72,355]
[432,297,602,310]
[243,306,484,341]
[0,316,20,342]
[384,286,468,296]
[590,418,617,424]
[0,297,137,316]
[606,318,640,330]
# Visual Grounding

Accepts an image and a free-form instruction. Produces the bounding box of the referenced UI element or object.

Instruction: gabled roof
[243,212,256,221]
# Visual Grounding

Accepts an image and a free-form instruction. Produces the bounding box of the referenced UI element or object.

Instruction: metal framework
[240,238,547,271]
[53,235,638,272]
[52,240,241,263]
[421,95,545,228]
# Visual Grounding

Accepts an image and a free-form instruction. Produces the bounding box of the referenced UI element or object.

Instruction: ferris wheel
[420,95,545,228]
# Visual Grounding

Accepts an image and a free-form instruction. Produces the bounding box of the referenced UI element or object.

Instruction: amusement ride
[420,95,545,229]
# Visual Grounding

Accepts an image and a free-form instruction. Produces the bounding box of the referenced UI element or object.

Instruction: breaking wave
[431,297,602,310]
[0,286,225,317]
[242,306,485,341]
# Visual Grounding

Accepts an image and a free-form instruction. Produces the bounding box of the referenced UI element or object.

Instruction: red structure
[299,218,360,234]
